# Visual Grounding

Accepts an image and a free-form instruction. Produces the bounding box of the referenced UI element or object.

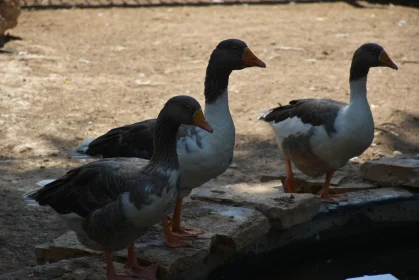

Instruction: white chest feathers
[311,100,374,168]
[177,91,236,189]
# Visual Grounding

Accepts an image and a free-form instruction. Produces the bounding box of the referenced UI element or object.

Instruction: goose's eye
[233,46,239,52]
[185,106,192,111]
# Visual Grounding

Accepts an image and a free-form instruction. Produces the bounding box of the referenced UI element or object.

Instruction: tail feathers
[22,179,57,206]
[71,138,102,160]
[22,189,41,206]
[257,109,272,121]
[37,179,56,187]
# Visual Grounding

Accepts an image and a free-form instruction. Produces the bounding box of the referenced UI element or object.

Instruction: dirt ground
[0,1,418,276]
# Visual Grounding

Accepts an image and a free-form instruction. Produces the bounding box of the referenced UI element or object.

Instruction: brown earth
[0,1,418,276]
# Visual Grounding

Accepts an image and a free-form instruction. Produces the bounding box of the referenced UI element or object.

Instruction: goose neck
[349,76,368,103]
[204,60,232,105]
[149,116,180,168]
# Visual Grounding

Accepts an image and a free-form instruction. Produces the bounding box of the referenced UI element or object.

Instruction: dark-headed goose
[71,39,266,239]
[259,43,398,204]
[24,96,213,280]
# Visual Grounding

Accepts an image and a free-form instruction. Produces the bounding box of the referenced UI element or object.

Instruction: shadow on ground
[376,110,419,154]
[0,162,72,274]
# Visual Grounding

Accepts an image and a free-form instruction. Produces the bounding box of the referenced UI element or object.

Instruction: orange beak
[379,50,398,70]
[242,47,266,68]
[192,110,213,133]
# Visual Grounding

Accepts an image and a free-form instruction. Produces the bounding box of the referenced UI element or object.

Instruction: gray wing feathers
[260,99,347,135]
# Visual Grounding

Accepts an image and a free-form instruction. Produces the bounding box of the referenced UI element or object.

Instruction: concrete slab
[190,182,321,229]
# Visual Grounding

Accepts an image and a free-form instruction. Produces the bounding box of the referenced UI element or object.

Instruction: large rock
[360,158,419,188]
[190,182,321,229]
[34,200,269,280]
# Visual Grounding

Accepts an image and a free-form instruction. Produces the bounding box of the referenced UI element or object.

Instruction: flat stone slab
[360,158,419,188]
[35,200,269,280]
[242,187,419,256]
[0,257,107,280]
[260,170,378,194]
[190,182,321,229]
[320,187,415,214]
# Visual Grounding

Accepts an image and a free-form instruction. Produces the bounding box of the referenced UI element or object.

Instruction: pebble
[349,157,359,164]
[392,150,403,157]
[373,150,385,158]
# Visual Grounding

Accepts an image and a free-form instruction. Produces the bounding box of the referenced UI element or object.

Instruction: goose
[259,43,398,204]
[70,39,266,240]
[23,96,213,280]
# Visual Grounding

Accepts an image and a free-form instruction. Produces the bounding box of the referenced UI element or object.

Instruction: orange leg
[163,217,193,248]
[123,242,159,280]
[169,197,204,237]
[105,251,136,280]
[319,171,348,204]
[284,157,297,193]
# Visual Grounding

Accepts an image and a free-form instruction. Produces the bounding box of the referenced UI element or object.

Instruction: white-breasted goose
[70,39,266,240]
[259,43,398,204]
[24,96,213,280]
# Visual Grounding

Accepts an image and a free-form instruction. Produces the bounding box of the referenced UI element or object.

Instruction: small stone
[210,188,226,194]
[229,162,238,169]
[393,150,403,157]
[372,150,385,158]
[13,144,33,154]
[79,58,90,64]
[349,157,359,164]
[335,33,348,37]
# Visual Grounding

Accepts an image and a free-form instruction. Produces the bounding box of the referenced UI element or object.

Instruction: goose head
[353,43,398,70]
[161,95,213,133]
[350,43,398,81]
[210,39,266,71]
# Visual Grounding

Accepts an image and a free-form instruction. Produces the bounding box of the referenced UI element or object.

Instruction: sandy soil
[0,1,418,275]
